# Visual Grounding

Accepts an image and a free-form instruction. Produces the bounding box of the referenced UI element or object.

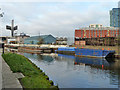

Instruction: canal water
[23,53,120,88]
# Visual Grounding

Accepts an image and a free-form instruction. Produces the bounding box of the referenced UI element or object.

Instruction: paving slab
[14,73,25,79]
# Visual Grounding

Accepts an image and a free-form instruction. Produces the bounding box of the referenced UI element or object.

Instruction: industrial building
[15,33,30,44]
[24,34,56,44]
[0,33,30,44]
[75,25,119,46]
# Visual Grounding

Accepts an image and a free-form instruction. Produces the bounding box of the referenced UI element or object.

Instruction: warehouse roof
[24,34,56,44]
[25,35,54,40]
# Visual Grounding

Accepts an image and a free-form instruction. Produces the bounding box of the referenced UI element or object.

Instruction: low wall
[5,44,68,48]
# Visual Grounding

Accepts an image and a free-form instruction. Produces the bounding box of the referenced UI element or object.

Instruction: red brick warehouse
[75,24,119,46]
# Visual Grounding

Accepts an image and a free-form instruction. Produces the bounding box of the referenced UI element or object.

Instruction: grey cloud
[1,2,110,39]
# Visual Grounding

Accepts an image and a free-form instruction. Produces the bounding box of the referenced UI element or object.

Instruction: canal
[23,53,120,88]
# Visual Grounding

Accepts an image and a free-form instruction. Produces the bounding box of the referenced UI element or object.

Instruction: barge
[75,48,115,58]
[56,47,115,58]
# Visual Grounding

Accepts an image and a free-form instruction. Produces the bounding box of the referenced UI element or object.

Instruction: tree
[30,41,34,44]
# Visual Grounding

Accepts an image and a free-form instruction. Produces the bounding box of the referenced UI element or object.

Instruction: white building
[89,24,103,28]
[56,37,67,45]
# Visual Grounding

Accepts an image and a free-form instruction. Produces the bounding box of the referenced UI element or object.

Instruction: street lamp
[0,8,4,54]
[0,8,4,17]
[0,8,4,37]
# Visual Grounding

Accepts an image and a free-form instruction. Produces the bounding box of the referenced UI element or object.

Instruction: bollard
[2,43,4,54]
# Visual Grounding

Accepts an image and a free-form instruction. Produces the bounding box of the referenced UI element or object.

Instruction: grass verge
[2,52,58,89]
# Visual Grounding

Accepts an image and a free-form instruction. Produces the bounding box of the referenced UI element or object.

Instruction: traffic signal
[6,25,11,30]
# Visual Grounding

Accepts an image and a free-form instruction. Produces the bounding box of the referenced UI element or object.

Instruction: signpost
[6,20,18,37]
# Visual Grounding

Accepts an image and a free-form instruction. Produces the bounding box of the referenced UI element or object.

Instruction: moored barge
[56,47,115,58]
[75,48,115,58]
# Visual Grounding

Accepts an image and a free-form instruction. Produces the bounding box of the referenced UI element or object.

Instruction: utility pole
[6,19,18,37]
[39,31,40,37]
[11,20,14,37]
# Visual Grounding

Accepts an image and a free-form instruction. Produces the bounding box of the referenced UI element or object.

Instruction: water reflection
[58,54,120,87]
[24,53,120,88]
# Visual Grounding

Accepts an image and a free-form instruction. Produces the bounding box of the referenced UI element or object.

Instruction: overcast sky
[0,1,119,39]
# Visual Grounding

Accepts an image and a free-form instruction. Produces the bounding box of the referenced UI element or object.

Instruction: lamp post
[0,8,4,54]
[0,8,4,37]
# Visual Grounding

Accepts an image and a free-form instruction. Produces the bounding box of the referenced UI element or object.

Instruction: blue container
[58,47,75,51]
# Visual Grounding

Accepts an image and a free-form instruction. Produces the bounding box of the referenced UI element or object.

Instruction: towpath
[0,49,22,89]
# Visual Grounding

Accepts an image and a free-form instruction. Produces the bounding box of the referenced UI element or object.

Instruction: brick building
[75,25,119,46]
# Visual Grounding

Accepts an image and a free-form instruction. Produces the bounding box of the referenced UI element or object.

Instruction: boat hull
[75,48,115,58]
[56,47,115,58]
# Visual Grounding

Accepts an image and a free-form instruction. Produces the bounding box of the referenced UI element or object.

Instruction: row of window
[79,30,119,38]
[80,30,118,34]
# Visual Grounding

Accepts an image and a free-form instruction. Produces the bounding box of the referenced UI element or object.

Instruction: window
[97,30,99,37]
[89,30,90,38]
[116,30,118,36]
[91,30,93,37]
[107,30,109,36]
[111,30,113,36]
[81,30,83,38]
[100,30,102,37]
[94,30,96,37]
[96,25,98,28]
[84,30,86,38]
[102,30,104,37]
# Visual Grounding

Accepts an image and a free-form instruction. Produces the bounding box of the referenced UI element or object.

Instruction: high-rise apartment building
[110,8,120,27]
[118,1,120,8]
